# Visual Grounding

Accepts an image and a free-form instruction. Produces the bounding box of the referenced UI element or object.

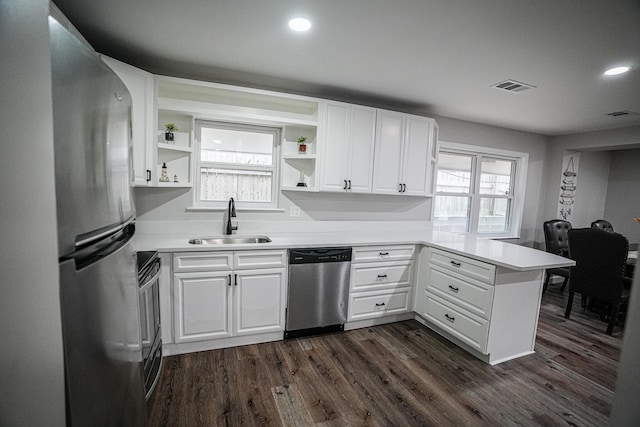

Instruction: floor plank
[148,286,622,426]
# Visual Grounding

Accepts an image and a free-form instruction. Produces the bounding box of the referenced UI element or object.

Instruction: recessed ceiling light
[288,17,311,32]
[604,66,630,76]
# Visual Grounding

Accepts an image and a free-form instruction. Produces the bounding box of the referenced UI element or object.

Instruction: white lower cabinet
[347,245,415,323]
[349,288,412,321]
[172,250,286,345]
[418,247,544,365]
[424,292,489,353]
[174,271,231,341]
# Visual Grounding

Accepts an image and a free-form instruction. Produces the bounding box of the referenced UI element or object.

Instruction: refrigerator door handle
[74,216,135,251]
[69,224,135,270]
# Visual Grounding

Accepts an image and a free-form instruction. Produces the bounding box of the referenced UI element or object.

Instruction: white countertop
[135,229,574,272]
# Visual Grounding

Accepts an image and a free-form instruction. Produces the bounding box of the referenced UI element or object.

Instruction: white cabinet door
[100,55,154,186]
[401,115,431,196]
[319,102,376,193]
[234,268,286,336]
[173,271,232,343]
[372,110,433,196]
[372,110,404,194]
[346,106,376,193]
[320,103,351,192]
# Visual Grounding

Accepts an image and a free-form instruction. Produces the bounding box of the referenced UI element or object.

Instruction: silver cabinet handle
[444,314,455,323]
[448,285,459,293]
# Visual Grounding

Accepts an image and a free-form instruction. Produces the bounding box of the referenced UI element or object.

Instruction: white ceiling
[54,0,640,136]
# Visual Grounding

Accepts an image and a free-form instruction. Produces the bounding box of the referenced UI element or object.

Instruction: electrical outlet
[290,206,301,217]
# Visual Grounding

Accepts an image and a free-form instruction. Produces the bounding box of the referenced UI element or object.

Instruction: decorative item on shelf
[297,136,307,153]
[296,170,307,187]
[164,123,178,143]
[173,174,178,183]
[159,162,170,182]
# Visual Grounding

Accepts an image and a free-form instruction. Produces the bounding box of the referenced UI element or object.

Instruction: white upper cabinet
[319,102,376,193]
[372,110,435,196]
[100,55,154,186]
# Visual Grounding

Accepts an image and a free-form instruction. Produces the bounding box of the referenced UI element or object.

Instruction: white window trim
[193,120,282,209]
[435,141,528,239]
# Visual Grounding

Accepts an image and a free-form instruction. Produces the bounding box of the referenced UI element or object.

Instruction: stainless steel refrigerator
[50,17,146,426]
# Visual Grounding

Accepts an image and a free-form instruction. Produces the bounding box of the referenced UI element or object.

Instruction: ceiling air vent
[491,79,536,93]
[605,110,639,117]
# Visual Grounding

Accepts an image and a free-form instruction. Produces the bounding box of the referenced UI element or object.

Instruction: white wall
[0,1,66,426]
[570,151,611,227]
[604,149,640,244]
[541,126,640,245]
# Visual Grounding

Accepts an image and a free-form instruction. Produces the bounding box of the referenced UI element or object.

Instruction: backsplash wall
[134,186,433,235]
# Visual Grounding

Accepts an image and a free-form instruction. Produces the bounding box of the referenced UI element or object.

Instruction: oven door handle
[139,263,161,293]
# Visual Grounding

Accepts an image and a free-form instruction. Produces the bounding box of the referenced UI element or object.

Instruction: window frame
[193,120,282,210]
[434,141,528,239]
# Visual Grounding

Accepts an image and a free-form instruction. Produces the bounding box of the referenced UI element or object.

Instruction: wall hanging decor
[557,153,580,220]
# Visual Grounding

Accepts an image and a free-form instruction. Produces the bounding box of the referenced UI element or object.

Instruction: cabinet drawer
[427,267,494,319]
[354,245,415,262]
[234,250,286,270]
[174,252,233,272]
[425,292,489,353]
[429,248,495,284]
[348,288,411,321]
[351,262,412,291]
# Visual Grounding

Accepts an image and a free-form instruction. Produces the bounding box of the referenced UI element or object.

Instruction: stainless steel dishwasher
[285,247,352,339]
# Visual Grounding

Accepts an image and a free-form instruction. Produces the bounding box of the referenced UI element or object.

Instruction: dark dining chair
[591,219,614,232]
[542,219,572,293]
[564,228,631,335]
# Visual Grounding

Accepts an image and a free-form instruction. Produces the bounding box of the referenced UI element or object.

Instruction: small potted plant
[297,136,307,153]
[165,123,178,143]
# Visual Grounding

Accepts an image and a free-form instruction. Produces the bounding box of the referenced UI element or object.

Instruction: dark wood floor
[148,286,624,426]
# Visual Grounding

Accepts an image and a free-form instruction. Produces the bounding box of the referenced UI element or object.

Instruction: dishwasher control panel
[289,247,352,264]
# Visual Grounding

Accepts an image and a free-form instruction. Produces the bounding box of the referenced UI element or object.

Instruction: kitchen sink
[188,235,272,245]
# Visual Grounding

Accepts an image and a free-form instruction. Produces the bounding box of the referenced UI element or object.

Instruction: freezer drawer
[59,226,146,426]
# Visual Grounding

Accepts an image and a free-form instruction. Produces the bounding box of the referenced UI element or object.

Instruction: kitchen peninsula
[135,228,574,365]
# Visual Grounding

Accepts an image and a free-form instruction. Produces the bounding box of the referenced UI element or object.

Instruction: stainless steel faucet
[226,197,238,235]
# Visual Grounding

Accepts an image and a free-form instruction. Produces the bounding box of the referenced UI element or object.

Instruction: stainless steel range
[137,251,162,401]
